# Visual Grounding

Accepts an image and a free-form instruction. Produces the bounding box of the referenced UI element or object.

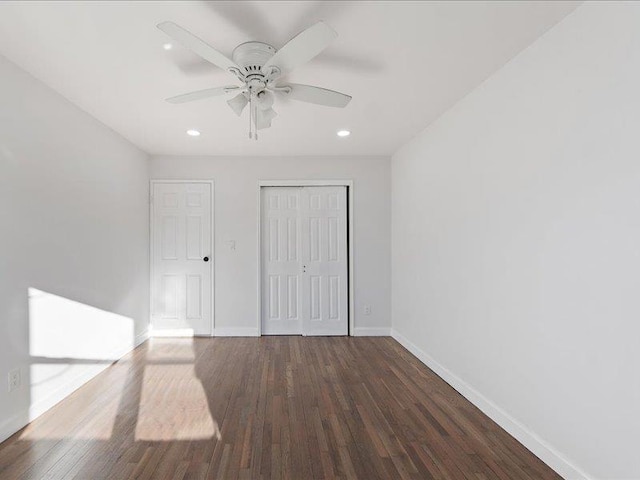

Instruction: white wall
[150,155,391,336]
[0,54,149,442]
[391,3,640,479]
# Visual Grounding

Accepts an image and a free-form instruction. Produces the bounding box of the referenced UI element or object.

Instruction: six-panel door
[261,187,303,335]
[151,182,212,335]
[299,186,348,336]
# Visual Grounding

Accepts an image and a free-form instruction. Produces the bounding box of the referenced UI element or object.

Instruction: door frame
[149,179,215,337]
[257,180,355,336]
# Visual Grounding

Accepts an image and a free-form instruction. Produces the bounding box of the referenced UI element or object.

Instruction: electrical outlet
[364,305,372,316]
[8,369,21,392]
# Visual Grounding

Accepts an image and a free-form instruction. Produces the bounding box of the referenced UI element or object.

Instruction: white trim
[150,327,195,337]
[150,326,257,338]
[262,324,302,336]
[0,329,149,444]
[352,327,391,336]
[390,329,591,480]
[259,179,354,187]
[149,180,215,336]
[256,180,356,336]
[214,327,260,337]
[0,409,27,445]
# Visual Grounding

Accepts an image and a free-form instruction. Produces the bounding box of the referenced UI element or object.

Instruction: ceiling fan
[158,20,352,139]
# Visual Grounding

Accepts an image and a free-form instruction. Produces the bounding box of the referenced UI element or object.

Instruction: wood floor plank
[0,337,562,480]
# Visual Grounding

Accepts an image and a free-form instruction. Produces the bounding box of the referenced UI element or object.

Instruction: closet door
[299,186,348,336]
[261,187,303,335]
[261,186,348,336]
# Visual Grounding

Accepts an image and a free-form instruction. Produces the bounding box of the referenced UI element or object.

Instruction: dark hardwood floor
[0,337,561,479]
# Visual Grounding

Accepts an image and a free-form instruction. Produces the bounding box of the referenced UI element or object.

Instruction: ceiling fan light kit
[158,20,352,140]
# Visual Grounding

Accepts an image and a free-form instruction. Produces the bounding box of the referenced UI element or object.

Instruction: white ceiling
[0,1,578,156]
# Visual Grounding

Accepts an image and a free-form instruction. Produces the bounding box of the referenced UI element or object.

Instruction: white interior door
[151,182,212,335]
[261,187,302,335]
[261,186,348,336]
[300,186,348,336]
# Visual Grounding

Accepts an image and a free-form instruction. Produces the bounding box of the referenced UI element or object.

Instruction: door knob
[203,256,209,262]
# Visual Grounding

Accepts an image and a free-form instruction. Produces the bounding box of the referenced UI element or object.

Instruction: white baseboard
[352,327,391,336]
[150,327,195,337]
[0,410,28,446]
[261,325,300,335]
[390,329,591,480]
[0,329,149,445]
[150,327,260,337]
[214,327,260,337]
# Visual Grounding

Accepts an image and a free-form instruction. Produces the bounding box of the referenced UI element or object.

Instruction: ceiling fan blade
[227,92,249,116]
[157,21,240,74]
[166,86,240,104]
[262,21,337,75]
[256,107,277,130]
[279,83,351,108]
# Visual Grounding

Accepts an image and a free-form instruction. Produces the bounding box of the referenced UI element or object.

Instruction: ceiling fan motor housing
[232,41,276,78]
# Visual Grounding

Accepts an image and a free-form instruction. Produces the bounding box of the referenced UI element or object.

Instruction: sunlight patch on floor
[19,366,128,441]
[135,338,220,441]
[145,337,196,361]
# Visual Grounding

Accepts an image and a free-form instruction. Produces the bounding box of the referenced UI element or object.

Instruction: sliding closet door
[261,187,303,335]
[262,186,348,336]
[299,186,348,335]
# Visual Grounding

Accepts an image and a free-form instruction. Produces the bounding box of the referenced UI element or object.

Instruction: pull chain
[254,102,258,141]
[248,95,252,139]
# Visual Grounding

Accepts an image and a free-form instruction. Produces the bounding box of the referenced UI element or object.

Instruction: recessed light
[186,129,201,137]
[337,129,351,137]
[163,43,173,50]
